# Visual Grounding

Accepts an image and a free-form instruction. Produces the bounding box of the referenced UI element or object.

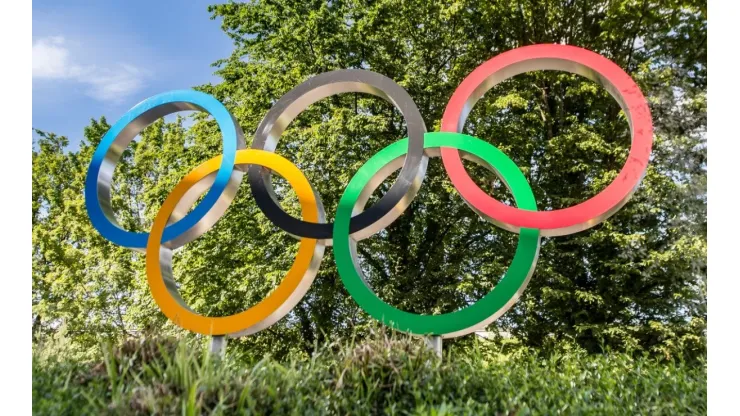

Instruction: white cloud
[81,64,146,101]
[32,37,75,79]
[32,36,147,102]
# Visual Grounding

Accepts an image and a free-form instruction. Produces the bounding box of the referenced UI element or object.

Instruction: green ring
[333,132,541,337]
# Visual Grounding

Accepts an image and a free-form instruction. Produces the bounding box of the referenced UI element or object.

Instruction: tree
[32,0,706,359]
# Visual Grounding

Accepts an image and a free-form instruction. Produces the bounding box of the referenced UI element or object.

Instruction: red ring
[440,44,653,237]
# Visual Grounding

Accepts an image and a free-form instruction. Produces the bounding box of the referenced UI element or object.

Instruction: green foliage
[33,335,706,415]
[32,0,706,360]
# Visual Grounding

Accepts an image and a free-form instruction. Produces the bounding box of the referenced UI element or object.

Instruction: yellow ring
[146,149,322,336]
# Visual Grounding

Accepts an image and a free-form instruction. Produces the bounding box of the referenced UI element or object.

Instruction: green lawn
[33,335,706,415]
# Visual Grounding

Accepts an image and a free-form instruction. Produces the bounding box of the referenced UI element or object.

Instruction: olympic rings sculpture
[85,44,652,339]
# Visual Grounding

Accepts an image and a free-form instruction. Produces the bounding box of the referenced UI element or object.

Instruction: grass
[32,333,706,415]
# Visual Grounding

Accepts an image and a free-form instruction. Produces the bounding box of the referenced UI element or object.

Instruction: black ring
[248,69,427,241]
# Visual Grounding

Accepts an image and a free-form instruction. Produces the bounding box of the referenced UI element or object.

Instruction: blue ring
[84,90,239,248]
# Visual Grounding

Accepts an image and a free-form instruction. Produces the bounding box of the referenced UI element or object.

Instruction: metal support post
[209,335,227,358]
[425,335,442,358]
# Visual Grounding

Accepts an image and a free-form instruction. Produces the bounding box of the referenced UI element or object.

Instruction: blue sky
[32,0,235,150]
